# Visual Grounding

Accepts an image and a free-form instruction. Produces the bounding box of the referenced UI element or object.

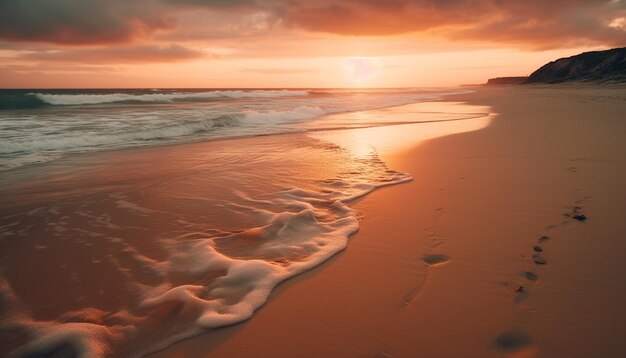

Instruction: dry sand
[152,85,626,358]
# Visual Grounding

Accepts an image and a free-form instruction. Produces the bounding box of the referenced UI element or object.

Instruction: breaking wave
[28,90,310,106]
[0,87,472,170]
[0,106,326,157]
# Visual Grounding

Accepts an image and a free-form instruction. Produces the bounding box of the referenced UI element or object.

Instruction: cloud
[0,0,262,45]
[442,1,626,49]
[155,8,280,41]
[0,0,173,45]
[20,44,207,64]
[0,0,623,49]
[278,0,626,48]
[2,63,118,73]
[241,67,316,74]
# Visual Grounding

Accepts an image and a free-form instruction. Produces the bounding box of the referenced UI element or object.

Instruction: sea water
[0,88,490,357]
[0,88,466,171]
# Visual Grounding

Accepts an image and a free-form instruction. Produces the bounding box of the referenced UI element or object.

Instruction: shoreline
[151,85,626,357]
[0,99,493,357]
[0,88,468,173]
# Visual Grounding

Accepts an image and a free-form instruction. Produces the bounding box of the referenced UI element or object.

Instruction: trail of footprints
[516,198,589,297]
[402,207,449,306]
[421,207,450,267]
[495,197,589,354]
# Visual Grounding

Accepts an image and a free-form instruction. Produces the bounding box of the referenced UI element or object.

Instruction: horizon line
[0,86,475,90]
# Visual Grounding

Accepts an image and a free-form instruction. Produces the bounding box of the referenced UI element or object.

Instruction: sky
[0,0,624,88]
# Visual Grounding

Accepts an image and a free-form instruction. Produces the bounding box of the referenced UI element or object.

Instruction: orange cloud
[21,45,207,64]
[241,68,317,74]
[0,0,623,49]
[280,0,626,48]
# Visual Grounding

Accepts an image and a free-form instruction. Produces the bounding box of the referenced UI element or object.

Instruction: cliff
[525,47,626,84]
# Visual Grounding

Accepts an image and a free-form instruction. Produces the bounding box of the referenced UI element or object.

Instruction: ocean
[0,88,466,171]
[0,88,491,357]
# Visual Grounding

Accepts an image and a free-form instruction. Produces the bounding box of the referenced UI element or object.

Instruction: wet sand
[152,85,626,358]
[0,100,492,357]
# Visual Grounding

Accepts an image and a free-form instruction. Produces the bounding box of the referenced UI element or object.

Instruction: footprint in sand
[514,272,540,304]
[533,254,547,265]
[515,272,539,288]
[403,254,450,305]
[564,203,589,222]
[513,285,530,304]
[422,254,450,266]
[523,271,538,282]
[493,330,533,353]
[566,208,587,221]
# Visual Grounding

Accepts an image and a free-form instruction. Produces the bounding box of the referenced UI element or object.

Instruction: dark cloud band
[0,0,624,48]
[20,44,207,63]
[0,0,172,44]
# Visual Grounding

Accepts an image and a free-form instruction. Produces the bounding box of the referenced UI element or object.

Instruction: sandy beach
[151,85,626,358]
[1,85,624,358]
[2,2,625,357]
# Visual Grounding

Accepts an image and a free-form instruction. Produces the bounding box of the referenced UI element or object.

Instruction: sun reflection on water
[310,101,494,160]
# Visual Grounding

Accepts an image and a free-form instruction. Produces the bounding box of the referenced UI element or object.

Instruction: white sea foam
[0,106,328,157]
[1,88,471,171]
[242,106,326,124]
[0,146,412,357]
[0,99,493,357]
[0,116,237,154]
[30,90,309,106]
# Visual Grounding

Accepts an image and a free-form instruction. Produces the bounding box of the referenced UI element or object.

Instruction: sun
[343,57,380,86]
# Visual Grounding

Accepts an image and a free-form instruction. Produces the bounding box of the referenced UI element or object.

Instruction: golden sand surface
[148,85,624,357]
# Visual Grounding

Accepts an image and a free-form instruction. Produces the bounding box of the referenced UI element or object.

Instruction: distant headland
[486,47,626,85]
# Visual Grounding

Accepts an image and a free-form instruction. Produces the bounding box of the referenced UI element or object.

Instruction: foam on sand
[0,135,411,357]
[0,100,494,357]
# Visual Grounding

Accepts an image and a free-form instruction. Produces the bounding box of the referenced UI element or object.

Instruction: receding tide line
[141,104,495,357]
[1,100,494,358]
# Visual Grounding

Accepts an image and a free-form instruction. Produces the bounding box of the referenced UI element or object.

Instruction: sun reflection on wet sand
[311,102,494,159]
[0,100,494,357]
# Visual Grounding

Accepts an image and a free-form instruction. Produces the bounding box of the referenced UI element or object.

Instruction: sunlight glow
[343,57,380,86]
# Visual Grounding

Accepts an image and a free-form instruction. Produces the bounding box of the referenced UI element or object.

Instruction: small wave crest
[0,115,240,155]
[0,106,327,165]
[1,88,472,171]
[242,106,325,124]
[29,90,310,106]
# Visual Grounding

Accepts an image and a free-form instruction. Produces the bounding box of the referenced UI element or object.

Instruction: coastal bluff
[486,77,528,85]
[486,47,626,85]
